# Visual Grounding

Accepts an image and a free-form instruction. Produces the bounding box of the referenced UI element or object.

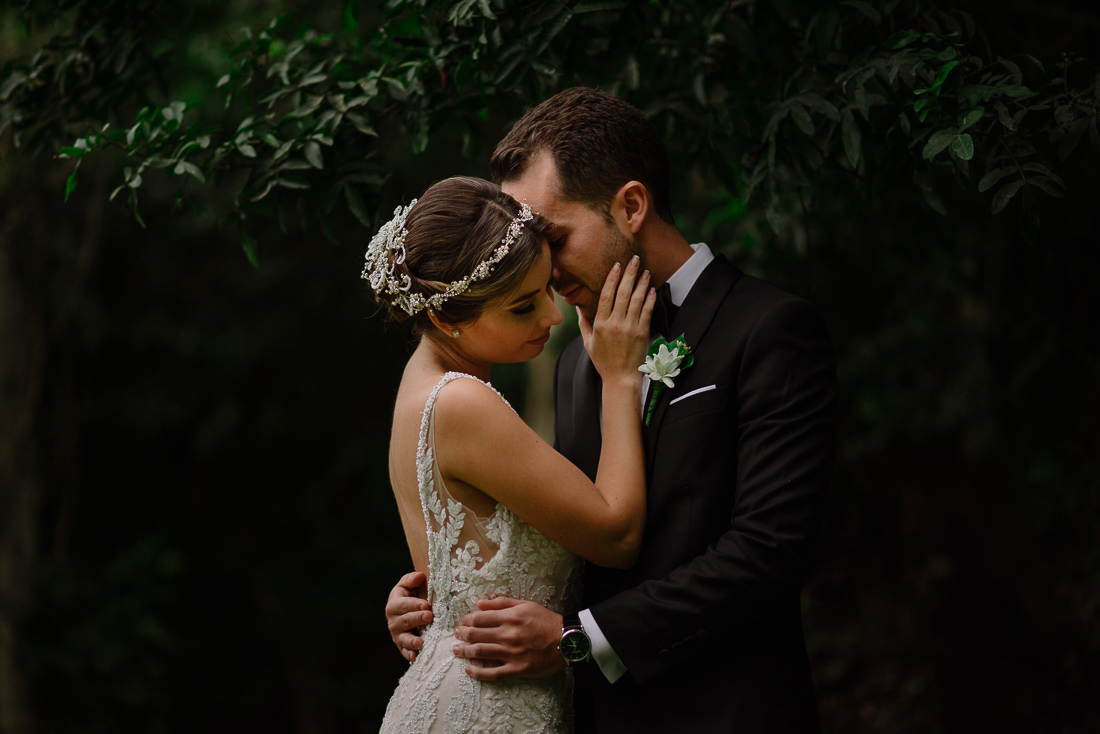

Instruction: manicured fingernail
[611,262,621,273]
[642,270,650,279]
[631,255,639,264]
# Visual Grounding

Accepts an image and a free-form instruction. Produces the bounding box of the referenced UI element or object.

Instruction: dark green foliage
[1,1,1098,732]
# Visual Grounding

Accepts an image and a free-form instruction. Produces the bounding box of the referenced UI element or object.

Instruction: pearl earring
[453,329,460,339]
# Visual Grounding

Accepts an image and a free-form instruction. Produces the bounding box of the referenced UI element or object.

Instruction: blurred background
[1,1,1097,732]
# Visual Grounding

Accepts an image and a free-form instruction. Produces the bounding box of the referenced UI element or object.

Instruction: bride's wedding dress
[380,372,581,734]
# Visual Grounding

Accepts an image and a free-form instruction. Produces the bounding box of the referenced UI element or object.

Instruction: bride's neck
[415,336,493,382]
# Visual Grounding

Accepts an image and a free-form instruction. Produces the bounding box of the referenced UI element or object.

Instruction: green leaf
[790,102,814,136]
[922,127,959,160]
[60,145,85,158]
[304,140,324,169]
[1027,176,1065,198]
[951,132,974,160]
[344,184,371,227]
[1020,162,1065,188]
[238,143,257,158]
[800,94,840,121]
[536,8,574,54]
[128,189,146,229]
[929,60,959,91]
[64,168,78,202]
[573,1,627,11]
[239,229,260,268]
[978,166,1015,193]
[842,1,881,23]
[958,107,984,132]
[991,179,1026,214]
[173,160,206,183]
[278,176,310,190]
[841,109,861,168]
[882,29,920,49]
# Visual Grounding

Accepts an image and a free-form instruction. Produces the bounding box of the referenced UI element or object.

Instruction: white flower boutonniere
[639,334,695,426]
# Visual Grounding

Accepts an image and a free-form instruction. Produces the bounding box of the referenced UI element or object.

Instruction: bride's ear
[426,309,457,338]
[611,181,649,236]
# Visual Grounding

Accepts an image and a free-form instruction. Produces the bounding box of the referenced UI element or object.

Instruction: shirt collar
[663,243,714,307]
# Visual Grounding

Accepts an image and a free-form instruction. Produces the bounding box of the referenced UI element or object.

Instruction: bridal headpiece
[361,199,535,316]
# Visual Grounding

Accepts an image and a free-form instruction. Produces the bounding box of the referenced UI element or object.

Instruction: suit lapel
[572,348,603,481]
[643,256,742,470]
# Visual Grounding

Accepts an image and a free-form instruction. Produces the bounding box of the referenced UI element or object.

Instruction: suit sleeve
[588,297,838,685]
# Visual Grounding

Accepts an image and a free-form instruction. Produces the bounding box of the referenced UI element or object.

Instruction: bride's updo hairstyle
[367,176,551,337]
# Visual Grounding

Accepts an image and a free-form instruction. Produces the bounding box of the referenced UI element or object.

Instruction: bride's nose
[544,297,563,327]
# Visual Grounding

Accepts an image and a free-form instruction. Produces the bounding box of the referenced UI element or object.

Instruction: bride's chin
[494,343,545,364]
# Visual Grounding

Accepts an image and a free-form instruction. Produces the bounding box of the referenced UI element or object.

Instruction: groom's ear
[611,180,650,236]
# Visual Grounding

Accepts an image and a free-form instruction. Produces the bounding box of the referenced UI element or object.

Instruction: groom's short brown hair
[490,87,674,224]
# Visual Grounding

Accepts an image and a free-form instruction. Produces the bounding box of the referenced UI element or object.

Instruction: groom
[385,88,837,733]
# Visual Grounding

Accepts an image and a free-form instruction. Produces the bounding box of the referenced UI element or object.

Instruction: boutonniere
[638,334,694,426]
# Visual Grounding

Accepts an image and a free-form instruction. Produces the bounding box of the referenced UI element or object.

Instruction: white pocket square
[669,384,717,405]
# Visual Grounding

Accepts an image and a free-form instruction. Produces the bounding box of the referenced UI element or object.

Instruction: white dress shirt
[582,243,714,683]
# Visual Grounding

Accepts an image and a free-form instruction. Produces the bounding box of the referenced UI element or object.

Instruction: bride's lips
[529,330,552,346]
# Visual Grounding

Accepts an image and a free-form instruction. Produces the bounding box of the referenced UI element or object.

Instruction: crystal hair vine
[361,199,535,316]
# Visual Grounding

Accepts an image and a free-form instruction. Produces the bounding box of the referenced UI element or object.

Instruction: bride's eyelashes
[511,303,536,316]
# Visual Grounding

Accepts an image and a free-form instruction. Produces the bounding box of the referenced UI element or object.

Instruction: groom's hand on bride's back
[452,597,566,680]
[385,571,433,662]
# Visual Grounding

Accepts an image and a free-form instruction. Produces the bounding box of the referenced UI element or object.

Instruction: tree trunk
[0,212,42,734]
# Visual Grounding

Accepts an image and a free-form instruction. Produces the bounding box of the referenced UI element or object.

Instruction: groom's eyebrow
[509,288,540,305]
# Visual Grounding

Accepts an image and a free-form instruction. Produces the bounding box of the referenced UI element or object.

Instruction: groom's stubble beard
[568,223,646,323]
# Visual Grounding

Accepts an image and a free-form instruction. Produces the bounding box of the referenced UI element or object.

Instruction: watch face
[561,629,590,661]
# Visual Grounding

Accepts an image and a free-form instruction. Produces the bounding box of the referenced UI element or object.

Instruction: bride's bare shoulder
[432,374,511,420]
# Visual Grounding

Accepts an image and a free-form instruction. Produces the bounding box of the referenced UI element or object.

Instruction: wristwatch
[558,613,591,665]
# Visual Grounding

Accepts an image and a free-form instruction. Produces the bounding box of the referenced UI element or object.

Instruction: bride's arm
[435,259,653,568]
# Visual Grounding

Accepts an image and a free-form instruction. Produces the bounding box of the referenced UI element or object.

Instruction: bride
[366,176,653,733]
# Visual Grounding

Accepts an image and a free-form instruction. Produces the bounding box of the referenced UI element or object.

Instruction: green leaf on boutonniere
[639,334,695,426]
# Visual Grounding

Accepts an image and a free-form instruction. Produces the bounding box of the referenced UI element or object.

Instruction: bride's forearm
[592,377,647,567]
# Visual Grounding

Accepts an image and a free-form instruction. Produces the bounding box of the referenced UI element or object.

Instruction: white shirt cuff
[578,608,627,684]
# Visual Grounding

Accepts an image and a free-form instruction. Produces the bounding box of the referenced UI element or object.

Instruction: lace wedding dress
[380,372,582,734]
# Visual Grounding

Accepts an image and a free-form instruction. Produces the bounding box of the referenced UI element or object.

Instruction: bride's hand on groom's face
[452,597,566,680]
[386,571,433,663]
[580,255,654,389]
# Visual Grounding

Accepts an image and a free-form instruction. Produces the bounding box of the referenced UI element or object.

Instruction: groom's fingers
[463,662,527,681]
[476,596,523,611]
[452,641,508,661]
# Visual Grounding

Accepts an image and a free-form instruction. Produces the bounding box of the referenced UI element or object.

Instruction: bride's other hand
[579,255,655,387]
[385,571,433,662]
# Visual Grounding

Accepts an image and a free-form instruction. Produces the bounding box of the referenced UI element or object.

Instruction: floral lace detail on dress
[380,372,582,734]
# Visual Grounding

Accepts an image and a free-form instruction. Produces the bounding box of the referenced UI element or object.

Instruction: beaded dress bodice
[380,372,581,734]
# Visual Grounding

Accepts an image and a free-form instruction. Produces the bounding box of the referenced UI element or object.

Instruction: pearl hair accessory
[361,199,535,316]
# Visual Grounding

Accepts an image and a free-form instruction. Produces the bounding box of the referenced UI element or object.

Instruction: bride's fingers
[577,306,593,345]
[637,285,656,332]
[612,255,641,319]
[595,262,621,324]
[626,270,651,324]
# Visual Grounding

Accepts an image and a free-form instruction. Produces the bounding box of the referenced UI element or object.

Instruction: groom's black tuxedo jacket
[554,255,837,734]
